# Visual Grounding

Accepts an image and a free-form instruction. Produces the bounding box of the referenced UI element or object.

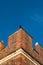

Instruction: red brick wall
[0,54,35,65]
[0,28,43,65]
[0,41,4,51]
[8,28,32,52]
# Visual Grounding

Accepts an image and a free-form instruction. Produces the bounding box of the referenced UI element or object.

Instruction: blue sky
[0,0,43,48]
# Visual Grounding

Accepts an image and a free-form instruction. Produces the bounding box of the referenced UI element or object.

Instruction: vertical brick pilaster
[8,28,32,53]
[0,41,4,51]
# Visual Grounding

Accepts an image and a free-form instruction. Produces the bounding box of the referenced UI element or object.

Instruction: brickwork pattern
[0,28,43,65]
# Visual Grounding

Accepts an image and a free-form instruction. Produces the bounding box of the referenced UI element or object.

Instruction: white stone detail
[0,48,40,65]
[35,42,39,46]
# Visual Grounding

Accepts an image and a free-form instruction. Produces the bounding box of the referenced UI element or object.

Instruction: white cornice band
[0,48,40,65]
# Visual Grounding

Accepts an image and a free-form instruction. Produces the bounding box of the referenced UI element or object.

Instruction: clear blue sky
[0,0,43,48]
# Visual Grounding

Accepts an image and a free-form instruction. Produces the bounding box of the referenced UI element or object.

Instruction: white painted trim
[35,42,39,46]
[0,48,40,65]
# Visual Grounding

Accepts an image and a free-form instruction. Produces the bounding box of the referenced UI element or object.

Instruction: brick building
[0,27,43,65]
